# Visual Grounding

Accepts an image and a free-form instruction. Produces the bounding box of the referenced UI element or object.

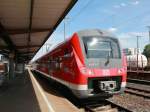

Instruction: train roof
[77,29,114,36]
[77,29,116,39]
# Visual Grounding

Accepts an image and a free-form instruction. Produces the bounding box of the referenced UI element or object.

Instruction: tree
[143,44,150,58]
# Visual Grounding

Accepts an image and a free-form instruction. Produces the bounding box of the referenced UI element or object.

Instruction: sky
[31,0,150,62]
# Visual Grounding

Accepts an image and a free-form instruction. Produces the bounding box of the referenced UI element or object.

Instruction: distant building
[123,48,141,55]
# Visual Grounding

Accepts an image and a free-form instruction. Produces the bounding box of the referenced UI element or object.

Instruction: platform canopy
[0,0,77,62]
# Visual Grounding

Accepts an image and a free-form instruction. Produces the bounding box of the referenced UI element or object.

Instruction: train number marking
[102,69,110,76]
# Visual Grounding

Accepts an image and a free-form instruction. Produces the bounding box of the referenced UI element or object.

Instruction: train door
[61,45,74,82]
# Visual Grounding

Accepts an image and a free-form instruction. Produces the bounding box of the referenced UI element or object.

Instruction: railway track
[127,78,150,85]
[83,100,132,112]
[126,78,150,99]
[125,86,150,99]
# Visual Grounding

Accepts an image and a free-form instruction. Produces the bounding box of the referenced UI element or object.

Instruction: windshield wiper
[105,53,110,66]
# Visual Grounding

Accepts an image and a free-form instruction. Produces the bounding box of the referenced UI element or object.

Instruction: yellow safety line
[28,68,55,112]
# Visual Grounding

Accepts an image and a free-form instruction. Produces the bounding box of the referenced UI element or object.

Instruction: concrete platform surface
[0,72,41,112]
[29,69,79,112]
[0,69,80,112]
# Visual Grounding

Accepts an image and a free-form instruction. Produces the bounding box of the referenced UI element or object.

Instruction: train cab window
[83,37,121,59]
[111,40,121,58]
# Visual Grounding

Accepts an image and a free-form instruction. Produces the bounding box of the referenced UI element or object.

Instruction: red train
[33,29,127,98]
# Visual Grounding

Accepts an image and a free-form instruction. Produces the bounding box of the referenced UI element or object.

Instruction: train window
[64,49,69,55]
[86,41,113,58]
[64,48,72,58]
[83,37,121,59]
[111,40,121,58]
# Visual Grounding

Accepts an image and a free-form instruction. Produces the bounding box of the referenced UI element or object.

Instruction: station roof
[0,0,77,62]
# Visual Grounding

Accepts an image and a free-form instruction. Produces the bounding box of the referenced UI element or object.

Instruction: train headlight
[88,70,94,75]
[80,68,86,74]
[118,69,122,75]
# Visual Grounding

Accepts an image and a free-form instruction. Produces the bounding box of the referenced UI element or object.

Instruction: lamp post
[147,26,150,43]
[64,17,69,40]
[136,36,142,72]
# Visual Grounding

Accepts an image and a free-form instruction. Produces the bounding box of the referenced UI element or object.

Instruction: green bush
[143,44,150,58]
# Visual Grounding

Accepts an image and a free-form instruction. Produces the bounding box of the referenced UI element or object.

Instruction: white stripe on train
[34,69,88,90]
[34,69,126,91]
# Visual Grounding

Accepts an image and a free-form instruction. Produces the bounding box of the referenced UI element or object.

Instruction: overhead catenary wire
[114,10,150,29]
[70,1,150,31]
[69,0,94,22]
[96,9,150,31]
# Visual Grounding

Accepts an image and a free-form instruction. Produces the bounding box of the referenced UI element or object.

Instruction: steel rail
[125,89,150,99]
[126,86,150,93]
[84,100,133,112]
[127,78,150,85]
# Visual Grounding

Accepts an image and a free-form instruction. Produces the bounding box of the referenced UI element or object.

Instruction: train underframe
[72,76,126,99]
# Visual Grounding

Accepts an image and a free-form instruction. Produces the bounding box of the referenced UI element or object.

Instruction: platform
[28,69,79,112]
[0,69,79,112]
[0,71,41,112]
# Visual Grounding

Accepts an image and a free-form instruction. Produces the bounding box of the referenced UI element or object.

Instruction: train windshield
[83,37,121,59]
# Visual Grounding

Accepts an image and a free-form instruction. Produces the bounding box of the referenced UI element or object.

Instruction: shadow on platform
[0,71,41,112]
[32,71,64,97]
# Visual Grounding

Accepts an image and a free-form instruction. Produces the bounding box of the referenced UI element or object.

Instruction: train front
[72,29,127,98]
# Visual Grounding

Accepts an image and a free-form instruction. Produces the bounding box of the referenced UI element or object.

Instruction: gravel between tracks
[108,93,150,112]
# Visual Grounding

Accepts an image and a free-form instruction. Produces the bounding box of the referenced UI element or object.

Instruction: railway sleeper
[126,86,150,93]
[125,89,150,99]
[100,108,118,112]
[92,105,111,111]
[85,105,118,112]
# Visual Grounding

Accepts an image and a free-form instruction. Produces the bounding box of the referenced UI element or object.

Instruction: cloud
[126,32,147,37]
[118,32,148,40]
[120,3,126,7]
[113,3,127,9]
[113,1,140,9]
[108,27,118,33]
[118,34,137,49]
[117,32,149,51]
[131,1,139,5]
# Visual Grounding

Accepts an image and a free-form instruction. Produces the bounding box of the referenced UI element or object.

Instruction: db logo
[102,69,110,76]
